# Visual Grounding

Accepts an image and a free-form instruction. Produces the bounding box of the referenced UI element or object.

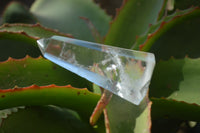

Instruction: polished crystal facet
[37,36,155,105]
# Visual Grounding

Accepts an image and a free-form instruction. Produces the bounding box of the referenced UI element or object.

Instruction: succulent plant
[0,0,200,133]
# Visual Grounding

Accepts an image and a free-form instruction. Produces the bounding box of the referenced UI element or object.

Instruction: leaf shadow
[149,58,185,98]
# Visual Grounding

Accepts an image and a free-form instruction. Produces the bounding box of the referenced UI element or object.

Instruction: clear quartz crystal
[37,36,155,105]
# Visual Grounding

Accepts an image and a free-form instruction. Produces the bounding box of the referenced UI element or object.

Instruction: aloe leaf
[0,24,72,61]
[106,95,151,133]
[134,101,152,133]
[0,85,100,117]
[0,106,95,133]
[30,0,111,41]
[104,0,165,48]
[150,57,200,105]
[174,0,200,10]
[0,23,72,39]
[0,86,104,132]
[1,2,36,24]
[98,41,154,132]
[0,57,91,89]
[151,98,200,121]
[0,33,40,61]
[150,57,200,120]
[133,7,200,60]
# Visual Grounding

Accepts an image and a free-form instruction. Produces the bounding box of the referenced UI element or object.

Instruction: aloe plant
[0,0,200,132]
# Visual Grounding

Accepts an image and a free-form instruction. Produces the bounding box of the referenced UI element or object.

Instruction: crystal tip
[37,39,45,55]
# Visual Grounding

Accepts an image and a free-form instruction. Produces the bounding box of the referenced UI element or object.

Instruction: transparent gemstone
[37,36,155,105]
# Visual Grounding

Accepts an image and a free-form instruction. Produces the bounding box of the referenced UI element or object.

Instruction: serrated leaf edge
[0,84,88,93]
[134,7,200,51]
[0,55,43,64]
[151,97,200,107]
[0,23,73,39]
[0,84,100,117]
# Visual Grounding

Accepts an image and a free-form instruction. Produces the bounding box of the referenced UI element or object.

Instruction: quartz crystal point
[37,36,155,105]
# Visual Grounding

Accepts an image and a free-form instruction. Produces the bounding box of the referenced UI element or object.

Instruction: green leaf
[174,0,200,10]
[0,57,91,89]
[100,48,154,132]
[0,106,95,133]
[150,57,200,105]
[30,0,111,41]
[151,98,200,121]
[0,85,100,118]
[104,0,165,48]
[1,2,36,24]
[0,24,72,61]
[0,86,104,132]
[157,0,169,21]
[150,57,200,120]
[106,95,151,133]
[134,101,152,133]
[133,7,200,60]
[0,32,40,61]
[0,23,72,39]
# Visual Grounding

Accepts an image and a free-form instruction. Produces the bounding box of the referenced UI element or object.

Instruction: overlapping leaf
[0,85,100,117]
[102,1,165,132]
[1,0,200,132]
[104,0,165,48]
[0,106,95,133]
[174,0,200,10]
[128,4,200,131]
[1,2,36,24]
[151,97,200,121]
[0,24,71,61]
[150,58,200,104]
[0,23,72,39]
[0,56,91,89]
[150,57,200,121]
[0,24,92,89]
[133,7,200,60]
[30,0,111,41]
